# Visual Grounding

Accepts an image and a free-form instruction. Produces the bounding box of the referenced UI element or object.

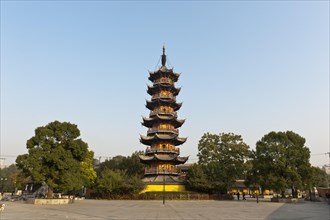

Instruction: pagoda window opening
[160,90,172,98]
[160,124,168,130]
[159,124,175,131]
[158,143,176,151]
[159,164,170,171]
[156,77,172,84]
[158,106,173,113]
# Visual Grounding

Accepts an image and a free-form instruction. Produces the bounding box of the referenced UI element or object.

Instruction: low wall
[262,195,274,199]
[271,197,303,203]
[26,198,74,205]
[142,184,186,193]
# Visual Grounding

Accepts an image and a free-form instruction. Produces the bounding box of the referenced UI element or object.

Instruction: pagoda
[139,47,188,192]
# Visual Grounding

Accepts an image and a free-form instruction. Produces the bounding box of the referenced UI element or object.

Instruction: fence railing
[144,167,180,175]
[145,147,180,154]
[147,128,178,134]
[87,191,234,200]
[152,94,176,101]
[150,111,177,117]
[154,79,173,84]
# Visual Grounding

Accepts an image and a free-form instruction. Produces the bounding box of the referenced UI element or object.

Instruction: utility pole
[327,152,330,188]
[163,166,165,205]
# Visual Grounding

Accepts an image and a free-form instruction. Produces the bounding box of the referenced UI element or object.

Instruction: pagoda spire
[161,46,166,67]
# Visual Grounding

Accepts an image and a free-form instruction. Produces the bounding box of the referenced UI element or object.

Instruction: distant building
[0,158,5,169]
[322,164,330,175]
[228,180,275,197]
[177,163,194,177]
[139,47,188,192]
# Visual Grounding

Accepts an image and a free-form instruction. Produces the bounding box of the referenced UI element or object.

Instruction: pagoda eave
[142,115,185,128]
[148,69,180,82]
[147,85,181,96]
[140,134,187,146]
[146,100,182,111]
[139,154,189,165]
[142,175,185,183]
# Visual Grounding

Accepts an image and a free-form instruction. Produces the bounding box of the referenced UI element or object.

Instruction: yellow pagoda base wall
[142,184,186,193]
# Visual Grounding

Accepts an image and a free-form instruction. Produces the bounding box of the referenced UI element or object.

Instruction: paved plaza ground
[0,198,329,220]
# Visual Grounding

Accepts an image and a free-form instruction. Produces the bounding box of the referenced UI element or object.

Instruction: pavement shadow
[265,201,330,220]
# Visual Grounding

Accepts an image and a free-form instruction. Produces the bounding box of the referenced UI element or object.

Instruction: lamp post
[256,187,259,203]
[162,166,165,205]
[256,170,259,203]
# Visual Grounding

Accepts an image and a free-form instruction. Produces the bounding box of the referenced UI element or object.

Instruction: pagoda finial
[161,45,166,67]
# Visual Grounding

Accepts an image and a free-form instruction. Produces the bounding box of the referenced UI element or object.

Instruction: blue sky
[1,1,329,167]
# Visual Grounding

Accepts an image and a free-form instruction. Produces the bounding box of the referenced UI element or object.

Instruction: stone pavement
[0,199,329,220]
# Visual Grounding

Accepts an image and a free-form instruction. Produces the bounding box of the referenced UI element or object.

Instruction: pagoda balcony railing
[147,128,179,135]
[151,94,176,100]
[145,147,180,154]
[144,167,180,175]
[154,78,173,84]
[150,110,177,117]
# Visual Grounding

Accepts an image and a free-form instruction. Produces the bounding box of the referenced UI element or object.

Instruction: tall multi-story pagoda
[139,47,188,192]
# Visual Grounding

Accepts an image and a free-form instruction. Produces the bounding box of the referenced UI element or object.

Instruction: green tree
[191,132,250,193]
[319,168,330,187]
[306,166,329,188]
[0,164,21,193]
[186,164,213,193]
[95,168,144,195]
[16,121,96,197]
[80,150,97,187]
[252,131,311,197]
[96,168,125,194]
[95,152,145,195]
[99,151,145,177]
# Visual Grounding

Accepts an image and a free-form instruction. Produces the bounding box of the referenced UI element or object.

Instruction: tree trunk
[291,186,295,198]
[47,187,53,198]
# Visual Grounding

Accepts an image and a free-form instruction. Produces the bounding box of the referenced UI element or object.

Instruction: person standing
[243,192,246,200]
[237,191,240,200]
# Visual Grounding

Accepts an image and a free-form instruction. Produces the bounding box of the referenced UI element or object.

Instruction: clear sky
[1,1,329,167]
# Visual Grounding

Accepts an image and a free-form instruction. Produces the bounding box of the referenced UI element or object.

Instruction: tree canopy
[0,164,21,193]
[187,132,249,193]
[249,131,312,197]
[16,121,96,197]
[94,152,145,196]
[99,151,145,177]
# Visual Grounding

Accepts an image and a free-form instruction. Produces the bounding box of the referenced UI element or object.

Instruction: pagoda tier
[146,99,182,111]
[142,115,185,128]
[143,145,180,155]
[139,154,189,165]
[140,134,187,146]
[139,154,189,177]
[147,84,181,96]
[142,175,185,183]
[148,68,180,83]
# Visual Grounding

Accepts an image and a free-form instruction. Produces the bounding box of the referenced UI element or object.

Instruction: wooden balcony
[147,127,178,135]
[150,111,177,117]
[151,94,176,101]
[154,78,173,84]
[144,167,180,175]
[145,147,180,154]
